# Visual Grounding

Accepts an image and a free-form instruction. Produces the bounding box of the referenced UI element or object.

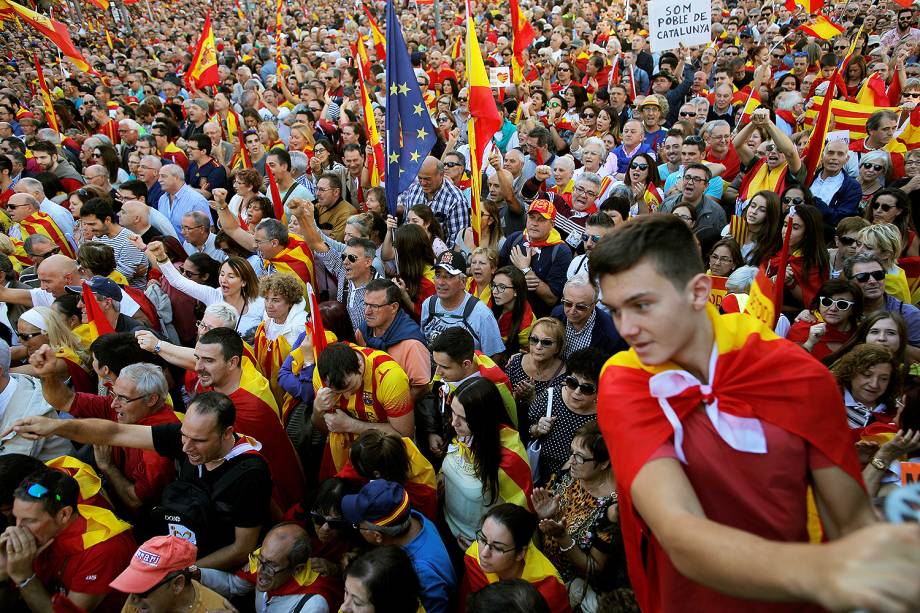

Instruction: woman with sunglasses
[623,153,663,215]
[440,378,532,556]
[459,504,570,612]
[308,138,346,191]
[857,150,892,211]
[457,199,504,257]
[12,306,94,392]
[778,183,814,215]
[828,216,870,279]
[855,222,912,303]
[824,311,909,368]
[786,279,863,360]
[530,421,635,611]
[504,316,564,427]
[769,205,829,313]
[435,110,458,144]
[527,347,606,486]
[293,478,364,580]
[864,188,919,258]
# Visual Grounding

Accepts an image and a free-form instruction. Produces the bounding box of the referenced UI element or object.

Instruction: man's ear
[686,272,713,312]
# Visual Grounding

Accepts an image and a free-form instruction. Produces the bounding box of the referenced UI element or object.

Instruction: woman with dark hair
[408,204,449,257]
[831,344,902,432]
[741,190,783,266]
[459,504,570,612]
[769,205,829,311]
[308,138,346,191]
[823,311,909,368]
[491,266,536,360]
[318,300,357,344]
[338,429,438,521]
[287,477,363,578]
[779,183,814,215]
[623,152,663,214]
[91,143,129,186]
[786,279,863,360]
[342,546,421,613]
[466,579,551,613]
[182,252,220,288]
[167,252,219,345]
[441,378,531,554]
[227,168,266,228]
[707,238,744,278]
[864,188,917,257]
[440,76,460,101]
[390,224,436,319]
[532,421,636,611]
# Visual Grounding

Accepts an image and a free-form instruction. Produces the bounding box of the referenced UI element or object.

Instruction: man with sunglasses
[661,163,726,255]
[0,468,136,613]
[111,536,230,613]
[663,136,725,200]
[810,139,862,227]
[199,523,339,612]
[844,253,920,362]
[880,7,920,50]
[848,110,904,180]
[550,274,626,360]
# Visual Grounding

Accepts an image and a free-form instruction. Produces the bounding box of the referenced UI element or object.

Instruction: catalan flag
[79,282,115,340]
[450,34,462,60]
[898,106,920,152]
[354,35,384,187]
[465,0,502,246]
[240,552,342,611]
[234,0,245,20]
[462,535,568,611]
[253,316,297,409]
[802,97,896,141]
[34,54,58,134]
[797,14,844,40]
[729,215,748,245]
[265,163,288,224]
[265,234,316,291]
[19,211,75,258]
[1,0,98,76]
[509,0,535,84]
[306,282,327,363]
[275,0,283,78]
[186,11,219,90]
[362,3,386,61]
[597,304,862,612]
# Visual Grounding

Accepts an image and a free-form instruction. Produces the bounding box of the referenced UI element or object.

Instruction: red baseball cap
[529,198,556,220]
[109,536,197,594]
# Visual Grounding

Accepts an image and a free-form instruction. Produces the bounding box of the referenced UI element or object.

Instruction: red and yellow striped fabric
[80,283,115,342]
[252,321,294,410]
[238,357,281,420]
[461,539,570,612]
[466,277,493,307]
[362,4,386,61]
[266,234,316,294]
[897,256,920,304]
[19,211,74,258]
[498,300,535,351]
[497,426,533,509]
[597,305,863,612]
[313,346,412,478]
[337,436,438,521]
[432,352,517,427]
[802,97,898,141]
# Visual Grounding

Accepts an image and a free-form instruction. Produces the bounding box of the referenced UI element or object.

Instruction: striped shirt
[96,227,149,288]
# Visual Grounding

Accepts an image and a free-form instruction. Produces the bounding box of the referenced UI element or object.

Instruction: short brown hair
[259,272,303,305]
[830,344,902,409]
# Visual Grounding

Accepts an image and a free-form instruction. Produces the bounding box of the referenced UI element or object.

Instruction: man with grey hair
[26,344,177,513]
[0,338,73,460]
[181,210,226,262]
[138,154,164,208]
[13,177,76,247]
[157,163,210,236]
[134,301,240,370]
[118,118,140,170]
[550,273,626,359]
[202,121,234,167]
[703,119,740,181]
[18,235,55,287]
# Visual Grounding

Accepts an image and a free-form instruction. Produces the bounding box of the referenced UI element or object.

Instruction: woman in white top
[144,240,265,336]
[253,272,308,408]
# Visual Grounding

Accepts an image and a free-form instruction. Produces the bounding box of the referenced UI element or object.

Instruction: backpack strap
[461,295,481,344]
[210,453,266,499]
[422,295,439,332]
[291,593,315,613]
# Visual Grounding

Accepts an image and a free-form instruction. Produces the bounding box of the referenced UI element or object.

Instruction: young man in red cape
[590,215,920,613]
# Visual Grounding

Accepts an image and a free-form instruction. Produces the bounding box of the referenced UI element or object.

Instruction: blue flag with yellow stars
[384,0,436,216]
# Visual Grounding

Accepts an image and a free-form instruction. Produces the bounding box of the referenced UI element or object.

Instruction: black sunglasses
[782,196,803,205]
[341,253,359,263]
[861,163,885,172]
[310,512,350,530]
[872,202,899,213]
[564,375,597,395]
[528,335,555,347]
[630,162,649,171]
[837,236,857,246]
[850,270,886,283]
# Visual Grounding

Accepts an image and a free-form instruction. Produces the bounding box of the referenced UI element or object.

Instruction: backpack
[422,294,481,345]
[150,453,265,556]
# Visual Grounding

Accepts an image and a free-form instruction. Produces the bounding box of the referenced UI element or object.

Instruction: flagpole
[145,0,153,22]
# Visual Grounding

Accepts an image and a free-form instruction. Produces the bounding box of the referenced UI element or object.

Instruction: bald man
[118,200,159,244]
[397,156,469,239]
[83,163,116,197]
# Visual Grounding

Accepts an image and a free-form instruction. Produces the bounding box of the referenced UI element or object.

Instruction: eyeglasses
[782,196,803,205]
[458,97,468,102]
[309,512,350,530]
[341,253,359,263]
[562,298,594,312]
[872,202,899,213]
[850,270,886,283]
[475,530,515,555]
[573,186,599,198]
[249,553,290,577]
[196,320,215,332]
[180,267,201,278]
[564,375,597,395]
[710,254,734,264]
[364,301,394,312]
[32,246,61,260]
[17,330,44,341]
[861,163,885,172]
[762,144,778,153]
[675,213,694,223]
[630,162,649,171]
[528,335,555,347]
[558,67,571,72]
[315,186,334,193]
[581,233,602,243]
[109,387,146,404]
[569,450,596,465]
[180,224,205,233]
[438,116,450,122]
[819,296,855,310]
[490,282,511,293]
[683,175,707,184]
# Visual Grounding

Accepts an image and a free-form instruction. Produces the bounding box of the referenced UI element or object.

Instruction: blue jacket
[814,170,862,227]
[278,331,315,406]
[550,305,629,358]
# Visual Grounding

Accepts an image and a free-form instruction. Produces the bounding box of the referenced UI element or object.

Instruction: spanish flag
[897,256,920,304]
[18,211,74,259]
[856,72,891,107]
[450,34,462,60]
[337,436,438,521]
[354,36,384,187]
[79,282,115,341]
[86,0,109,10]
[797,15,844,40]
[465,0,502,246]
[785,0,824,14]
[597,305,863,612]
[33,54,58,134]
[265,234,316,291]
[234,0,245,20]
[461,538,570,612]
[2,0,99,76]
[265,163,288,224]
[509,0,535,84]
[643,182,664,212]
[362,3,386,61]
[186,11,219,90]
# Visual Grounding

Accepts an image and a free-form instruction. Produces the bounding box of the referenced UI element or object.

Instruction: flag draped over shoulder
[266,235,316,291]
[1,0,99,76]
[509,0,535,84]
[497,426,533,509]
[238,358,281,419]
[384,0,436,216]
[856,72,891,106]
[466,0,502,245]
[596,306,862,612]
[186,12,219,90]
[20,211,74,258]
[462,540,570,612]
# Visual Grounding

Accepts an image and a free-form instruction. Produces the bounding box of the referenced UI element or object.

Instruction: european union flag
[384,0,436,216]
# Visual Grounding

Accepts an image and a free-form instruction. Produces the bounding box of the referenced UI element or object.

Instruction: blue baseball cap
[341,480,411,526]
[65,276,121,301]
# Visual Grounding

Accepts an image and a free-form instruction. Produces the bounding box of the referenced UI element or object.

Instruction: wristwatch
[870,456,889,471]
[153,341,162,354]
[520,266,532,274]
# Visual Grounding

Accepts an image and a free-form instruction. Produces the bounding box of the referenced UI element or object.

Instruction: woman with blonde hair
[258,121,283,152]
[467,247,498,306]
[288,122,315,155]
[504,317,565,433]
[856,223,912,303]
[14,306,94,392]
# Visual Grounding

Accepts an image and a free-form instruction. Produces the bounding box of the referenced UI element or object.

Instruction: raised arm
[145,241,222,306]
[288,198,329,253]
[732,118,757,166]
[760,110,801,173]
[211,188,258,251]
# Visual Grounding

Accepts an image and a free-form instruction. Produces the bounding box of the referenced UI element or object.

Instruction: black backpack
[422,294,482,345]
[150,453,266,556]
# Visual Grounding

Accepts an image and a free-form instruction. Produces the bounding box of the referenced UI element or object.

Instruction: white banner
[648,0,712,53]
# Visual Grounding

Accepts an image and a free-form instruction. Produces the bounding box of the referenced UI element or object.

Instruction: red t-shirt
[34,519,136,613]
[643,411,834,613]
[69,393,178,505]
[705,144,741,182]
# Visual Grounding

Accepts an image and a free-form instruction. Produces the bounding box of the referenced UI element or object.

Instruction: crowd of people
[0,0,917,611]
